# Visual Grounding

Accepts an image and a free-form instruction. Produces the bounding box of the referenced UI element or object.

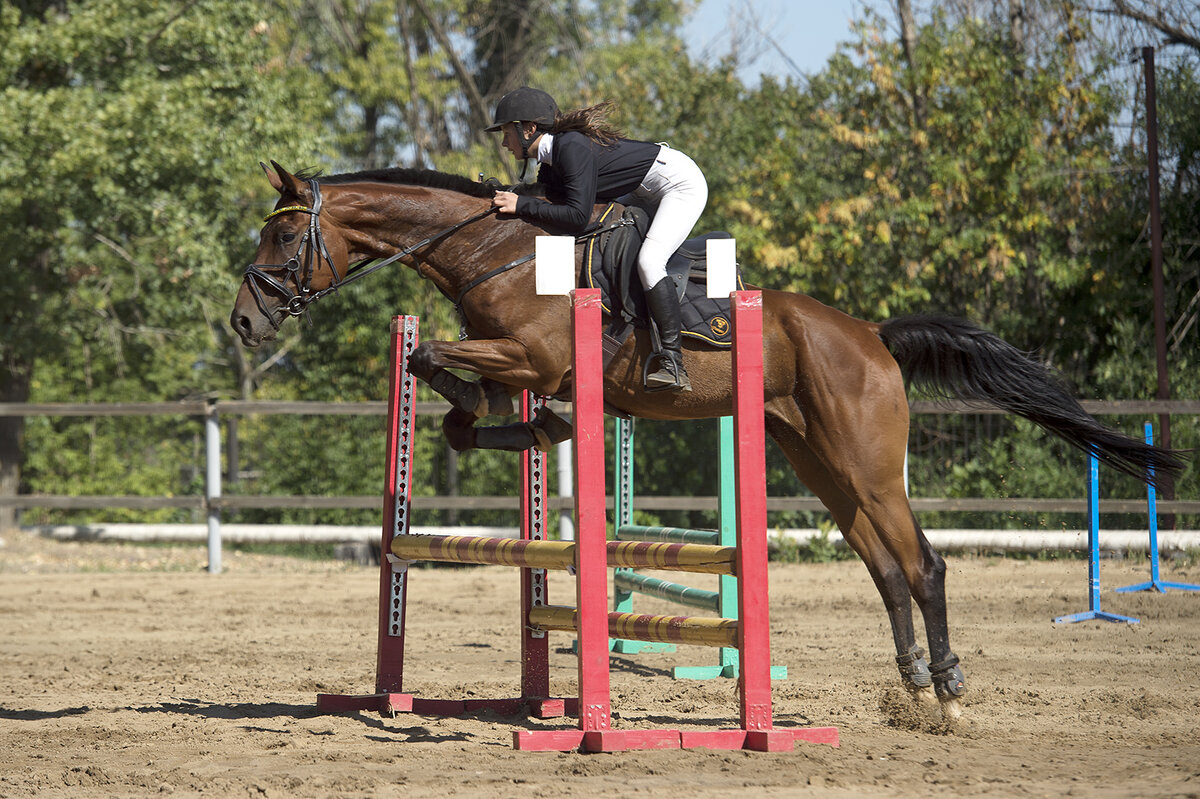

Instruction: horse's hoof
[443,424,477,452]
[532,407,573,446]
[470,384,490,418]
[909,685,939,708]
[531,426,553,452]
[481,381,515,418]
[940,696,964,723]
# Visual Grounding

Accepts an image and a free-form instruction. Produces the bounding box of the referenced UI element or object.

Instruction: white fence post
[556,438,574,541]
[205,401,222,573]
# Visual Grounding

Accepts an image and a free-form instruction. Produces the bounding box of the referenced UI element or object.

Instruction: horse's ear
[260,161,284,192]
[265,159,307,198]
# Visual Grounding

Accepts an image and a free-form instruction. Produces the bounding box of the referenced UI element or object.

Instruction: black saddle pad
[581,204,745,347]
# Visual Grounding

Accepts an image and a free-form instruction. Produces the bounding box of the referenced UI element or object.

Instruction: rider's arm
[514,135,597,233]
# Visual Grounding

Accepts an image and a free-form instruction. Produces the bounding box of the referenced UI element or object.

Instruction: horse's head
[230,161,352,347]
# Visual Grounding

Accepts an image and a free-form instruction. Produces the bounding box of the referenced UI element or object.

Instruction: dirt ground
[1,529,1198,798]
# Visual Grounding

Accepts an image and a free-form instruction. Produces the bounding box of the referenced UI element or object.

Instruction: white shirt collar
[536,133,554,165]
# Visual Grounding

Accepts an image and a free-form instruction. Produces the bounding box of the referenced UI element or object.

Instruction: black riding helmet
[485,87,559,159]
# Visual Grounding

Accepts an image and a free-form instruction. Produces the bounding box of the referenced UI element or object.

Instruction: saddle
[581,204,744,364]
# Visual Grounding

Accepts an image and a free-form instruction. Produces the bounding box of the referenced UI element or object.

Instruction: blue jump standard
[1054,455,1139,624]
[1114,424,1200,595]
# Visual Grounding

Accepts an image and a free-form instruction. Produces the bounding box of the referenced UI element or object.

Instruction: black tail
[878,314,1186,489]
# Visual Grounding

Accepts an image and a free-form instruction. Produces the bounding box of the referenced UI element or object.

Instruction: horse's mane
[295,166,543,199]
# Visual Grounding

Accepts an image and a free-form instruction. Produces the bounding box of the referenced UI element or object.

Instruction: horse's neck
[333,185,515,295]
[389,198,534,295]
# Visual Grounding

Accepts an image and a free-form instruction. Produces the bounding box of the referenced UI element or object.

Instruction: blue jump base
[1056,422,1199,624]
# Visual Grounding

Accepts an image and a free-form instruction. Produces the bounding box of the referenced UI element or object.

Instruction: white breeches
[628,145,708,288]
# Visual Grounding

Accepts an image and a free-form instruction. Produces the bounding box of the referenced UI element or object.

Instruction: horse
[230,161,1184,722]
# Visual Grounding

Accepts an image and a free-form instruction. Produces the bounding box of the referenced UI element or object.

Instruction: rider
[486,87,708,393]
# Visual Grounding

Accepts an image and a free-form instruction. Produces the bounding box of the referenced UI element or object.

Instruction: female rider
[486,87,708,393]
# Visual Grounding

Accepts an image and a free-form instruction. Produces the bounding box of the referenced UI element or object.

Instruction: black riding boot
[643,277,691,393]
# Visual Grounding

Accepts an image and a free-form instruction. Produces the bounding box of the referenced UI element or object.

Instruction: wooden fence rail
[3,399,1200,417]
[2,400,1197,520]
[3,494,1200,514]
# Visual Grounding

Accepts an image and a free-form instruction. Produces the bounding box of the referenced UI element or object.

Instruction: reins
[341,204,500,291]
[243,180,635,327]
[449,211,634,313]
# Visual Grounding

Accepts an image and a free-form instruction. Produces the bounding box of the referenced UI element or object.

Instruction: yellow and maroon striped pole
[390,535,735,575]
[528,606,739,649]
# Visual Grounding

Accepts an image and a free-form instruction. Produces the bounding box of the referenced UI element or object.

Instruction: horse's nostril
[231,313,255,340]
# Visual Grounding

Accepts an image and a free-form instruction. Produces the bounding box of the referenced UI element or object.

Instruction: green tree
[1,0,330,525]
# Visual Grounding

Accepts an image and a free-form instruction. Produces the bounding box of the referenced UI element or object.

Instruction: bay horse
[230,161,1183,722]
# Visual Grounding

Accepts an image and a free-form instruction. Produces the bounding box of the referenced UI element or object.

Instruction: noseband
[241,179,337,329]
[242,179,498,329]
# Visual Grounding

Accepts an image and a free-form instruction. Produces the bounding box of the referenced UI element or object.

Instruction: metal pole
[1143,46,1174,518]
[1054,455,1138,624]
[446,444,459,526]
[205,401,222,574]
[556,438,574,541]
[1145,422,1162,586]
[1115,422,1200,594]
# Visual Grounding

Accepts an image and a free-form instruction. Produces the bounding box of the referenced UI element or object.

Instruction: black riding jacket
[513,131,660,233]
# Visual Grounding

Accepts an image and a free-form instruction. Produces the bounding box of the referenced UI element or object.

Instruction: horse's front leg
[421,368,512,419]
[411,338,572,453]
[442,405,574,453]
[409,338,561,418]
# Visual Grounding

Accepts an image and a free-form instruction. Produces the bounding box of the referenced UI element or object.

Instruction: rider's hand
[492,191,518,215]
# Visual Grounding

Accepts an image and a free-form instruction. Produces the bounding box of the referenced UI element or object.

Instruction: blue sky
[682,0,870,83]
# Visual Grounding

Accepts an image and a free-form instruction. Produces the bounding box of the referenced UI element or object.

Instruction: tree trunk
[896,0,926,129]
[364,103,382,169]
[1009,0,1026,76]
[409,0,510,168]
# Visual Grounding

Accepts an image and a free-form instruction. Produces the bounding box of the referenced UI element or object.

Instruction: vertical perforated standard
[519,392,553,701]
[524,393,548,636]
[616,419,634,527]
[387,315,419,638]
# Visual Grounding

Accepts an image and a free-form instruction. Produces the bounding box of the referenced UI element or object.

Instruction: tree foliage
[5,0,1197,531]
[2,0,329,520]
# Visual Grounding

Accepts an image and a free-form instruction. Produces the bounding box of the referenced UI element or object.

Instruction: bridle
[242,178,499,329]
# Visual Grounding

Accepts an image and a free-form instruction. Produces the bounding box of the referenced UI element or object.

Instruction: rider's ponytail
[553,101,624,145]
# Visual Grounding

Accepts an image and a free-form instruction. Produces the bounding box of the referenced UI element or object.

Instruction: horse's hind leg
[764,414,936,706]
[855,494,965,720]
[816,453,966,717]
[848,516,939,707]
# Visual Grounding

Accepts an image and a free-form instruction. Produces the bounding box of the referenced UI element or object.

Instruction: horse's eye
[280,232,297,245]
